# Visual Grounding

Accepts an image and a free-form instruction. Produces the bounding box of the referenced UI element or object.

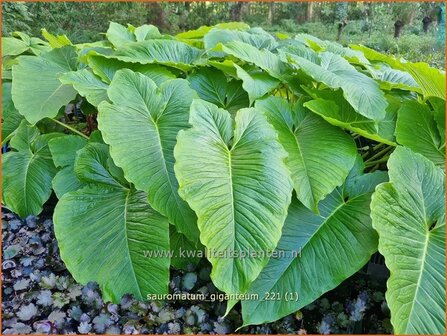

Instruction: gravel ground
[2,208,392,334]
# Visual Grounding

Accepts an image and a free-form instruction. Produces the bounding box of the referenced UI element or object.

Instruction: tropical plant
[2,22,445,333]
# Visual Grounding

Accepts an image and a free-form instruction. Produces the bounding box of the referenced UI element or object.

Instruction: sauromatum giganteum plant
[2,22,446,333]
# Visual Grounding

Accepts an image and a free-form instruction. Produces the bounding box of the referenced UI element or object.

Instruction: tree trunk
[394,20,404,38]
[267,2,274,25]
[231,2,243,21]
[145,2,169,31]
[306,2,314,21]
[336,20,348,41]
[422,16,432,33]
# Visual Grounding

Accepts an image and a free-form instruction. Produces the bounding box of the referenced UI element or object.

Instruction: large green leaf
[106,22,162,48]
[174,99,293,295]
[2,36,28,56]
[176,22,249,39]
[288,52,388,121]
[60,69,109,106]
[54,143,170,303]
[130,24,162,42]
[49,135,88,198]
[106,22,136,48]
[204,28,277,51]
[2,122,62,217]
[2,82,24,140]
[371,147,446,334]
[256,96,357,213]
[87,54,176,85]
[11,46,78,124]
[395,101,445,167]
[366,64,420,92]
[304,89,398,145]
[105,39,204,71]
[399,62,446,100]
[217,41,287,79]
[98,69,199,243]
[2,33,50,56]
[234,64,280,105]
[241,162,387,326]
[41,28,72,48]
[188,67,248,114]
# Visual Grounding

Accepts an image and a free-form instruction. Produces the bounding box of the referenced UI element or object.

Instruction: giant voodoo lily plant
[2,22,446,333]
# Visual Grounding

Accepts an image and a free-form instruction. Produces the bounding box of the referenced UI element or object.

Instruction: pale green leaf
[176,22,249,39]
[234,64,280,104]
[12,46,78,124]
[188,67,248,114]
[304,89,398,145]
[106,22,135,48]
[132,24,162,41]
[396,101,445,167]
[256,96,357,213]
[2,123,59,217]
[54,143,170,302]
[41,28,72,48]
[288,52,388,121]
[87,54,176,85]
[204,28,277,51]
[2,37,29,56]
[242,164,386,326]
[105,39,203,71]
[217,41,287,79]
[174,99,293,295]
[400,62,446,100]
[371,147,446,334]
[98,69,199,242]
[60,69,109,106]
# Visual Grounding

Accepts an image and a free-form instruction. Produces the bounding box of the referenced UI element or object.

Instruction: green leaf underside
[87,54,175,85]
[257,96,357,213]
[98,69,199,243]
[242,168,387,326]
[11,46,78,124]
[53,142,170,303]
[371,147,446,334]
[60,69,109,107]
[174,99,292,295]
[176,22,249,39]
[218,41,287,79]
[188,67,249,114]
[234,64,280,104]
[304,89,398,145]
[204,28,277,51]
[400,62,446,100]
[104,39,203,71]
[289,52,388,121]
[395,102,445,167]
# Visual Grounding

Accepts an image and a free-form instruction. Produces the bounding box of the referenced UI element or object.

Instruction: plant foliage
[2,22,445,333]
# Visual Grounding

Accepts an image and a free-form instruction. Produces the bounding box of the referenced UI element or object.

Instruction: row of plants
[2,22,445,333]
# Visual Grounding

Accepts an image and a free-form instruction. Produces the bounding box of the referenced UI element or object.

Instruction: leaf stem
[365,146,393,163]
[364,156,390,167]
[50,118,88,139]
[372,142,385,151]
